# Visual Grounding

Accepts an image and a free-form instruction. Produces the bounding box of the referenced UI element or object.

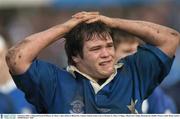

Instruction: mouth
[99,60,113,66]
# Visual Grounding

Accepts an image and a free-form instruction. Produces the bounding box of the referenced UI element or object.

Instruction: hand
[62,11,100,33]
[72,11,113,27]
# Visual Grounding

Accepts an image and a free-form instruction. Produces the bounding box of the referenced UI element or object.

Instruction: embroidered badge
[70,100,84,114]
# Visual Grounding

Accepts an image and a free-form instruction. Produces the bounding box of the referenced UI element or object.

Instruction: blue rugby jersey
[12,44,174,113]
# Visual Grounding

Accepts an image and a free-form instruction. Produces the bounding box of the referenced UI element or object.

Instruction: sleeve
[12,60,59,113]
[122,44,174,99]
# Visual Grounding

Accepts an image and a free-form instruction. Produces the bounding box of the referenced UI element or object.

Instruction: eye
[107,43,114,48]
[90,46,101,51]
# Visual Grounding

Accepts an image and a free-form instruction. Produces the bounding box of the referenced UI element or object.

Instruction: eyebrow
[89,41,114,50]
[107,42,114,46]
[89,45,102,51]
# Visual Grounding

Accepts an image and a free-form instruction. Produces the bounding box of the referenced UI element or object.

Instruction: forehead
[85,33,112,42]
[84,34,113,47]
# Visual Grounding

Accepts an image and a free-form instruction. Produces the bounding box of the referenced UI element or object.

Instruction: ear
[72,56,81,63]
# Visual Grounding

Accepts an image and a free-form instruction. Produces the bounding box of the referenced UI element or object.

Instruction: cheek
[110,49,115,57]
[84,52,100,62]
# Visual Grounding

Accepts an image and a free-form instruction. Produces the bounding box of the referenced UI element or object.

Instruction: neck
[97,78,107,85]
[74,65,100,82]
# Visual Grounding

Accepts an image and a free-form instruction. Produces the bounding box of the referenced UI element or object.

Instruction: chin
[102,70,114,77]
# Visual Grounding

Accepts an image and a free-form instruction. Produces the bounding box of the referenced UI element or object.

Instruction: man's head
[111,28,142,61]
[65,22,115,80]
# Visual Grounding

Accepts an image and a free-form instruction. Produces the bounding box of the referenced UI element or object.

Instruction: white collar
[66,63,123,94]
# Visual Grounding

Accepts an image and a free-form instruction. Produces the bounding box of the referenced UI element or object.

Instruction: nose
[100,48,110,58]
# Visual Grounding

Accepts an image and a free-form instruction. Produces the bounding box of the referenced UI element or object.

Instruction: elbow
[6,48,17,73]
[6,49,13,67]
[165,30,180,48]
[170,31,180,48]
[6,47,31,75]
[159,31,180,57]
[168,31,180,56]
[6,47,24,74]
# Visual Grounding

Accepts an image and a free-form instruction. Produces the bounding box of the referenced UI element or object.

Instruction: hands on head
[62,11,99,31]
[72,11,100,24]
[63,11,112,33]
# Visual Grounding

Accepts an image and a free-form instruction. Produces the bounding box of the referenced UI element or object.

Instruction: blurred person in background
[6,11,179,113]
[161,46,180,111]
[111,28,142,62]
[0,35,36,113]
[0,92,15,113]
[0,35,15,113]
[165,80,180,113]
[142,87,177,114]
[112,29,177,114]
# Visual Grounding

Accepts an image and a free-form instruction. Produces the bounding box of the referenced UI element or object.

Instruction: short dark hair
[65,22,111,65]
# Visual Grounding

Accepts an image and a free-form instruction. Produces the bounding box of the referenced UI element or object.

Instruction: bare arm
[73,12,180,57]
[6,12,99,75]
[100,16,180,57]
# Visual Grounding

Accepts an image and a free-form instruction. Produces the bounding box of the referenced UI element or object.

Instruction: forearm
[107,17,180,57]
[110,18,176,44]
[73,12,179,49]
[6,24,67,74]
[6,12,101,75]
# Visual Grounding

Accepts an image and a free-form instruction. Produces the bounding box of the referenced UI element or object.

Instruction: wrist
[100,16,114,27]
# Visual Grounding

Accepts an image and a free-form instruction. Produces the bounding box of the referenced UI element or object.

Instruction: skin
[6,12,100,75]
[6,11,180,83]
[75,35,115,80]
[0,39,12,85]
[115,41,139,61]
[73,12,180,58]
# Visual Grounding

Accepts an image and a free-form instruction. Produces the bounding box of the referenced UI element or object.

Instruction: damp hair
[65,22,111,65]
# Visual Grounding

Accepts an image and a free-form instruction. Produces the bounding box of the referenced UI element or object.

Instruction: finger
[72,11,87,17]
[72,15,84,19]
[72,14,97,21]
[86,12,99,15]
[73,11,99,17]
[72,11,99,18]
[79,17,99,24]
[86,17,99,24]
[82,14,99,21]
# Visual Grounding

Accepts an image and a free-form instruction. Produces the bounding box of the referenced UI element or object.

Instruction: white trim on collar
[66,63,123,94]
